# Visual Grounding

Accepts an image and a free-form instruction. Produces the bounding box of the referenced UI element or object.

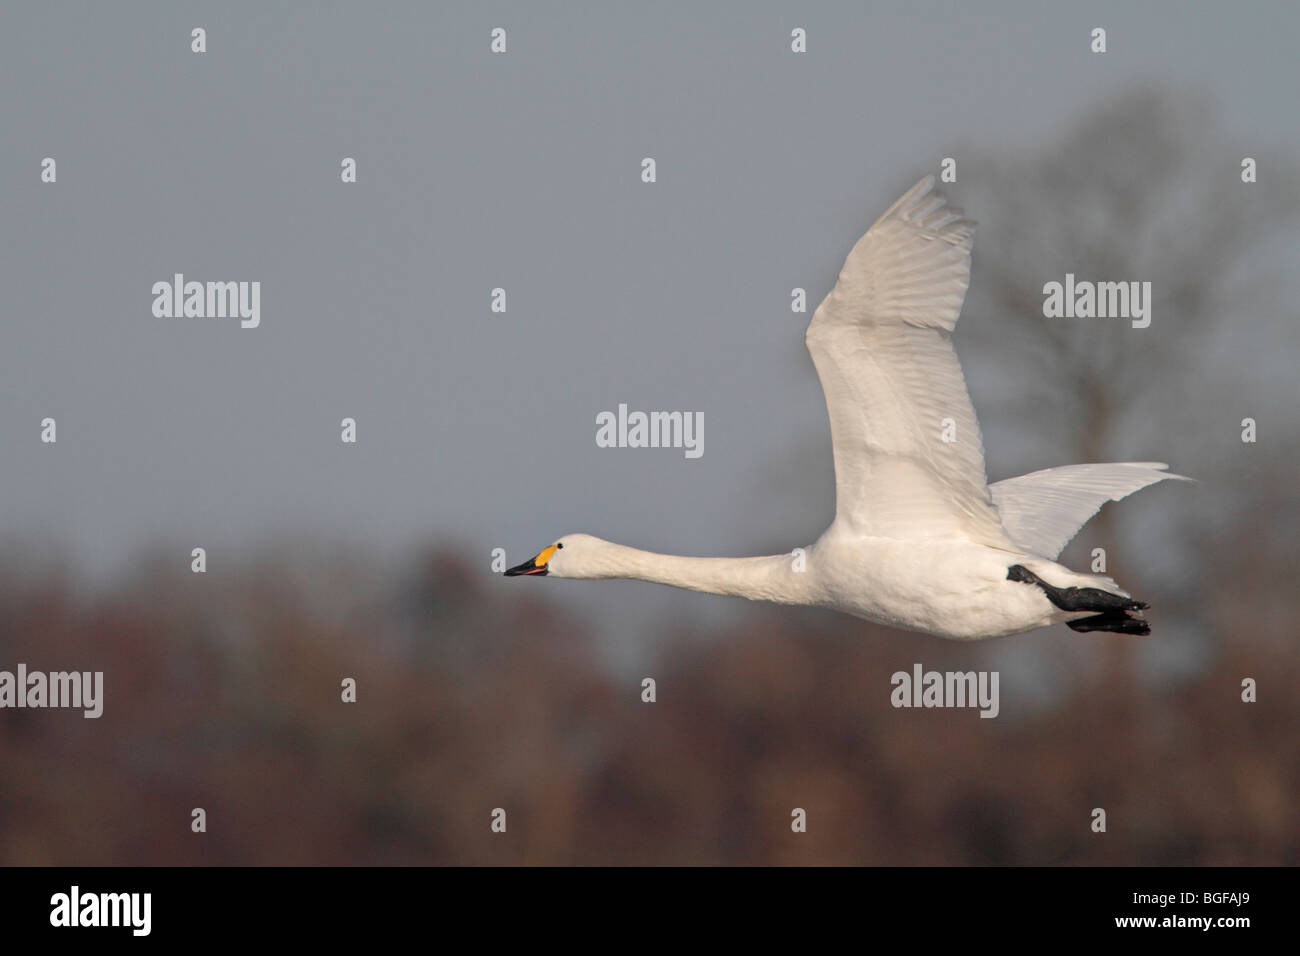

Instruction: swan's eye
[556,543,563,549]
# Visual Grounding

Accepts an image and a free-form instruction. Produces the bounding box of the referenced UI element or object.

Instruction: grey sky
[2,2,1297,662]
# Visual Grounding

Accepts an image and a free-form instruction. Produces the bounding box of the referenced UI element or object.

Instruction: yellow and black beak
[505,544,557,577]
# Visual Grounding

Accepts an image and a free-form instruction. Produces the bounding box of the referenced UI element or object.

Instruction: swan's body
[508,177,1187,640]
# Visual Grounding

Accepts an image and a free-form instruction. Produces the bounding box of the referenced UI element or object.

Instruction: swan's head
[504,533,607,579]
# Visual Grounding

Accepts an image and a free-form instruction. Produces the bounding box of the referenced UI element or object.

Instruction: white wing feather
[990,462,1190,559]
[806,176,1014,549]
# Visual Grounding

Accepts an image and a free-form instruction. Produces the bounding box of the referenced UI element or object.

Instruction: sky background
[2,2,1297,668]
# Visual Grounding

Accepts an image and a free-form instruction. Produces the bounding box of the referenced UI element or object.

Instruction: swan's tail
[990,462,1191,559]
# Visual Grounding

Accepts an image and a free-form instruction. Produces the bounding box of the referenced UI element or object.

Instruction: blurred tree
[954,86,1300,678]
[960,86,1298,469]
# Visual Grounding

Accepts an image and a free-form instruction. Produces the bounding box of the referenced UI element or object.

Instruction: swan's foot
[1065,610,1151,635]
[1006,563,1150,632]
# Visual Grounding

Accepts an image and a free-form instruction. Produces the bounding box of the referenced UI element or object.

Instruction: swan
[507,176,1188,640]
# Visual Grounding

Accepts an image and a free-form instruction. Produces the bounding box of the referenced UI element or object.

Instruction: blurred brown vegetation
[0,530,1295,866]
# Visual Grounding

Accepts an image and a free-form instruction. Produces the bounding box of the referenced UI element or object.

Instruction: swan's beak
[505,544,557,577]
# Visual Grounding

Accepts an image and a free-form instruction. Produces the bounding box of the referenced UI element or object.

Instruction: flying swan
[508,177,1187,640]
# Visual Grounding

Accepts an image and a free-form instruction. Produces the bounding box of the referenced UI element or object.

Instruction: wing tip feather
[884,175,976,247]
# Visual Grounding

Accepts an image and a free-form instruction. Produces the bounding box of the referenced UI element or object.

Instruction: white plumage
[508,176,1187,640]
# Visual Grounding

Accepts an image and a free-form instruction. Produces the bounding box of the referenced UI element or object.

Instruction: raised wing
[990,462,1190,558]
[806,175,1013,548]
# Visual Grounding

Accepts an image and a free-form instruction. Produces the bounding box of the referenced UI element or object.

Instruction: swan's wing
[990,462,1191,559]
[806,176,1013,548]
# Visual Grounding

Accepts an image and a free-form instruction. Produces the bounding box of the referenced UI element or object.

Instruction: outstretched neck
[586,541,813,605]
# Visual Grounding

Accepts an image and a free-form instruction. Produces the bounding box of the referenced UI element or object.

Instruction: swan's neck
[586,542,811,605]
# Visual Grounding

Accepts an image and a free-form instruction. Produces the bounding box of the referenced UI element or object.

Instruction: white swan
[508,176,1188,640]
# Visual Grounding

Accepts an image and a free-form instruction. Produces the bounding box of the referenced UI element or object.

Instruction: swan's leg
[1005,564,1148,613]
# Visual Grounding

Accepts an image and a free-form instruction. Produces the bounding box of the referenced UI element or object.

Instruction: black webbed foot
[1008,563,1151,633]
[1066,611,1151,636]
